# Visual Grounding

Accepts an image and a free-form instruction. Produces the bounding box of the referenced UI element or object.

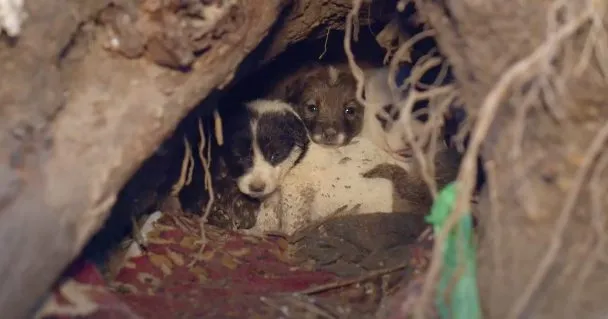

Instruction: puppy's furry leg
[282,185,316,236]
[241,191,284,237]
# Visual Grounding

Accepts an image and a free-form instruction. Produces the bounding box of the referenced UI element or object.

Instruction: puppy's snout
[312,126,344,146]
[323,128,338,139]
[248,180,267,194]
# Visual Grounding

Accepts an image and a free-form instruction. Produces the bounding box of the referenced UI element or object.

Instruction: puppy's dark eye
[305,99,318,113]
[269,150,288,165]
[344,104,357,115]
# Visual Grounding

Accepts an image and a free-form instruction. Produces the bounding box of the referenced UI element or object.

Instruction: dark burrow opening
[64,3,485,316]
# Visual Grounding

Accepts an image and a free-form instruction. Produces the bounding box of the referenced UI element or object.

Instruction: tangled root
[346,0,608,317]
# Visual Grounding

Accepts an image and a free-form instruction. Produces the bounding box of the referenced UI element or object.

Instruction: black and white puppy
[250,134,408,236]
[219,99,310,199]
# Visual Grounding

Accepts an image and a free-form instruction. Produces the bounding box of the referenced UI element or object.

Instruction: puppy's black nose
[322,128,338,140]
[249,180,266,193]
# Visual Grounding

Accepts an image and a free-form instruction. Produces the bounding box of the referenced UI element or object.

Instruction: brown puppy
[269,63,364,147]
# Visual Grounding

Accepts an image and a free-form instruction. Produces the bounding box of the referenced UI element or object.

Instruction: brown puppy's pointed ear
[282,77,305,104]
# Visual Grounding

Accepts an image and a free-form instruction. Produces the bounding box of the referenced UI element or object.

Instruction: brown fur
[362,146,462,213]
[268,63,364,147]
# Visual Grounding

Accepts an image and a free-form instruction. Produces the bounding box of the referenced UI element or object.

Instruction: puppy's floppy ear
[285,112,309,148]
[282,77,305,104]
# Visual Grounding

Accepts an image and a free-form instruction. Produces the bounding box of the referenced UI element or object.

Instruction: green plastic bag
[425,182,481,319]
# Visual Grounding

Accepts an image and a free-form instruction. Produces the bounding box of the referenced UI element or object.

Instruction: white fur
[124,210,164,259]
[237,99,304,198]
[246,99,298,116]
[0,0,25,37]
[360,67,428,162]
[312,133,323,143]
[250,136,410,236]
[361,67,394,136]
[335,132,346,145]
[243,73,430,235]
[237,129,303,198]
[312,131,346,146]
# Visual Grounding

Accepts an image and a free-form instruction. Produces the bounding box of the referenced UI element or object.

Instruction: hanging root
[187,116,217,267]
[387,28,455,200]
[395,56,455,199]
[344,0,455,200]
[412,1,600,317]
[565,151,608,316]
[344,0,366,106]
[346,0,606,317]
[507,123,608,318]
[318,26,332,60]
[170,136,195,197]
[143,136,195,250]
[213,109,224,146]
[343,2,456,316]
